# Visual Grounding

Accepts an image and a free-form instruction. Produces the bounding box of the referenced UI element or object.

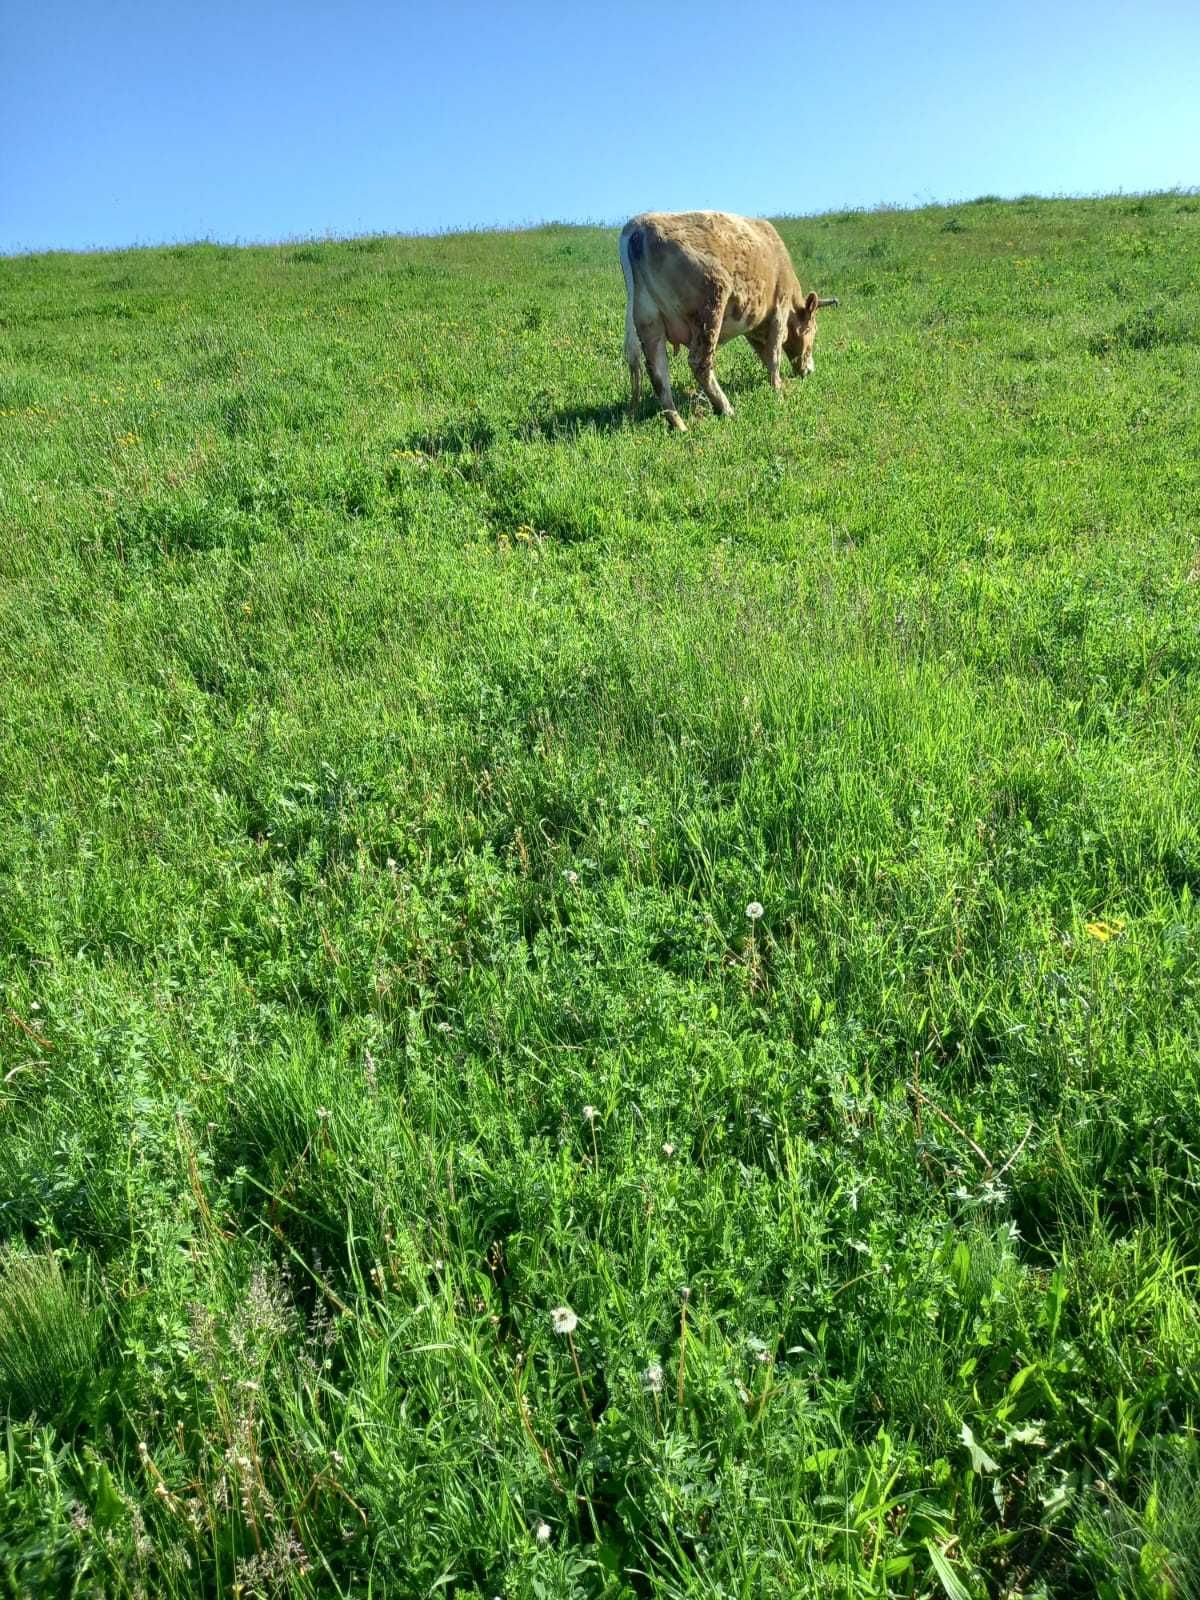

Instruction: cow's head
[785,291,821,377]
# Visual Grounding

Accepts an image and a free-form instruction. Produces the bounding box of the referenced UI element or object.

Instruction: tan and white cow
[619,210,838,430]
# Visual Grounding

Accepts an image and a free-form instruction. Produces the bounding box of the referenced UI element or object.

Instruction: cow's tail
[619,225,642,369]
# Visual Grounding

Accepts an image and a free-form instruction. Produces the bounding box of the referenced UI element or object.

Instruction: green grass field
[2,191,1199,1598]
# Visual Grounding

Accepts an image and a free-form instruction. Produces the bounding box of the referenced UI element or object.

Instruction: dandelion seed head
[745,900,764,922]
[582,1104,598,1123]
[641,1362,664,1393]
[550,1305,578,1334]
[562,869,579,886]
[661,1141,676,1157]
[535,1519,551,1544]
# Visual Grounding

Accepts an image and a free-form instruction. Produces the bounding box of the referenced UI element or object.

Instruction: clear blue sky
[3,0,1198,254]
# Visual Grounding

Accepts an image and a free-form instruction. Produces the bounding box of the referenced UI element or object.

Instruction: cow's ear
[805,291,819,315]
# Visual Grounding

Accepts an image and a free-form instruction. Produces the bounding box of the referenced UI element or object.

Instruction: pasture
[2,192,1199,1597]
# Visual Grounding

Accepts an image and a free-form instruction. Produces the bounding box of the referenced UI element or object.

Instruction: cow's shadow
[397,401,632,458]
[398,418,498,456]
[397,371,775,456]
[522,400,632,440]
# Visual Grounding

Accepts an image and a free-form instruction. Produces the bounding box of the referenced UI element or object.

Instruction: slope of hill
[2,193,1199,1597]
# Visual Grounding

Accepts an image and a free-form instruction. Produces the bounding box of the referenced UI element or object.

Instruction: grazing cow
[619,210,839,430]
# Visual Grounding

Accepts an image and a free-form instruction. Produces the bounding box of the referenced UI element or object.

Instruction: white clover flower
[745,901,764,922]
[534,1520,551,1545]
[641,1362,664,1393]
[550,1305,578,1335]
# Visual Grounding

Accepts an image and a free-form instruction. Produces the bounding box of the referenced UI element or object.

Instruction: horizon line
[4,184,1197,262]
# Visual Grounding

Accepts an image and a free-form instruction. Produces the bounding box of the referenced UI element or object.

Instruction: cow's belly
[663,311,754,348]
[634,290,690,348]
[637,286,762,349]
[720,302,763,342]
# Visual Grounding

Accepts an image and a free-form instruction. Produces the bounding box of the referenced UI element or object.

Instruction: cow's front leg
[639,324,687,432]
[688,296,734,417]
[750,316,786,392]
[764,314,786,392]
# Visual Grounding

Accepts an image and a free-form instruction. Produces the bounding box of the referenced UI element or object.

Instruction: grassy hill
[2,192,1199,1597]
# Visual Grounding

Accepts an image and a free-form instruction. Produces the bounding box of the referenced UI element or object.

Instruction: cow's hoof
[665,412,687,433]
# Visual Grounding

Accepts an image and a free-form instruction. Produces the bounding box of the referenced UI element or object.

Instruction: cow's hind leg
[688,294,734,418]
[625,306,644,417]
[627,351,642,417]
[620,228,644,418]
[639,324,686,432]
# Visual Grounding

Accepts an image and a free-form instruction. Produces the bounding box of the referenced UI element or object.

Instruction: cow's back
[633,211,785,267]
[623,211,795,331]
